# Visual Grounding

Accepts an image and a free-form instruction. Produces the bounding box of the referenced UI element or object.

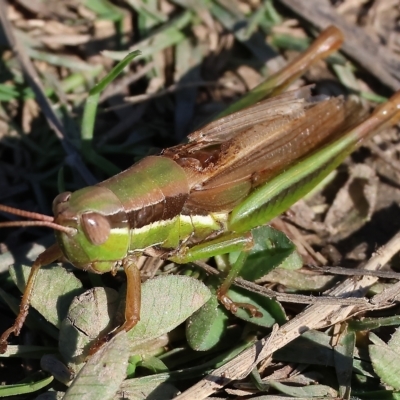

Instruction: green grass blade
[81,50,141,142]
[0,375,53,397]
[80,51,141,175]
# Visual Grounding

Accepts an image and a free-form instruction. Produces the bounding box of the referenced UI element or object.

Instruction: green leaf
[349,316,400,331]
[10,264,84,328]
[127,275,211,346]
[0,374,53,397]
[263,267,336,291]
[59,287,119,369]
[334,331,355,398]
[59,276,211,367]
[274,330,336,366]
[117,375,179,400]
[269,380,338,397]
[186,295,229,351]
[41,354,74,385]
[0,83,19,101]
[84,0,124,21]
[63,332,129,400]
[389,326,400,349]
[370,340,400,390]
[239,225,302,281]
[139,356,169,373]
[227,285,286,326]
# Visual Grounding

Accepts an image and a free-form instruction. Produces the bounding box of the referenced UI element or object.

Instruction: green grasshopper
[1,25,400,353]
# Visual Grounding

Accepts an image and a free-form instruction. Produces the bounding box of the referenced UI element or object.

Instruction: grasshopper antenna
[0,204,75,235]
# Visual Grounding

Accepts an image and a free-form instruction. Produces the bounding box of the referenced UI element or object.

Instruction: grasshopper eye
[81,212,110,245]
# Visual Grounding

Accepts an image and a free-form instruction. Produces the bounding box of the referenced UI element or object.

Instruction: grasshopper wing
[163,87,364,212]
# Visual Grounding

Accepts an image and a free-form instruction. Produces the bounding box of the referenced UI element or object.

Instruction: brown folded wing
[162,87,365,212]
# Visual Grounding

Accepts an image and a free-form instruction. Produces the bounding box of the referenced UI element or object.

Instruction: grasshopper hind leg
[169,231,264,318]
[216,250,263,318]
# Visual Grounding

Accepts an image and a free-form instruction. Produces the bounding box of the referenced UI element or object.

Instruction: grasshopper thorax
[53,186,130,274]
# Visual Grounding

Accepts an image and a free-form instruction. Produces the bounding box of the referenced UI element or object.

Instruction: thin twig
[194,261,368,306]
[308,264,400,280]
[370,280,400,306]
[235,277,368,306]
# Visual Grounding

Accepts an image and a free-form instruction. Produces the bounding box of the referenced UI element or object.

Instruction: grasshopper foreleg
[119,256,141,332]
[88,256,141,354]
[0,243,63,353]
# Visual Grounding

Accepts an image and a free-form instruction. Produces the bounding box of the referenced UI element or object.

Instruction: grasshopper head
[53,186,130,274]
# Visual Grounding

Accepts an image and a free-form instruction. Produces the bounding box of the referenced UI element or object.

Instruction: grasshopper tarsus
[88,333,112,356]
[238,304,263,318]
[0,307,29,353]
[87,319,141,356]
[217,291,263,318]
[0,327,17,354]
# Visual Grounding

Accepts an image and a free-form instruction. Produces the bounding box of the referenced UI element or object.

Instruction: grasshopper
[1,26,400,353]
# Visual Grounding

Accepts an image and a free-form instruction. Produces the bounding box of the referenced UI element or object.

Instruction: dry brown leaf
[324,163,378,240]
[22,98,40,134]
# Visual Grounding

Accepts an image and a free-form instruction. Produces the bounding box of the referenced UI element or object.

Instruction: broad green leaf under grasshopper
[1,26,400,355]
